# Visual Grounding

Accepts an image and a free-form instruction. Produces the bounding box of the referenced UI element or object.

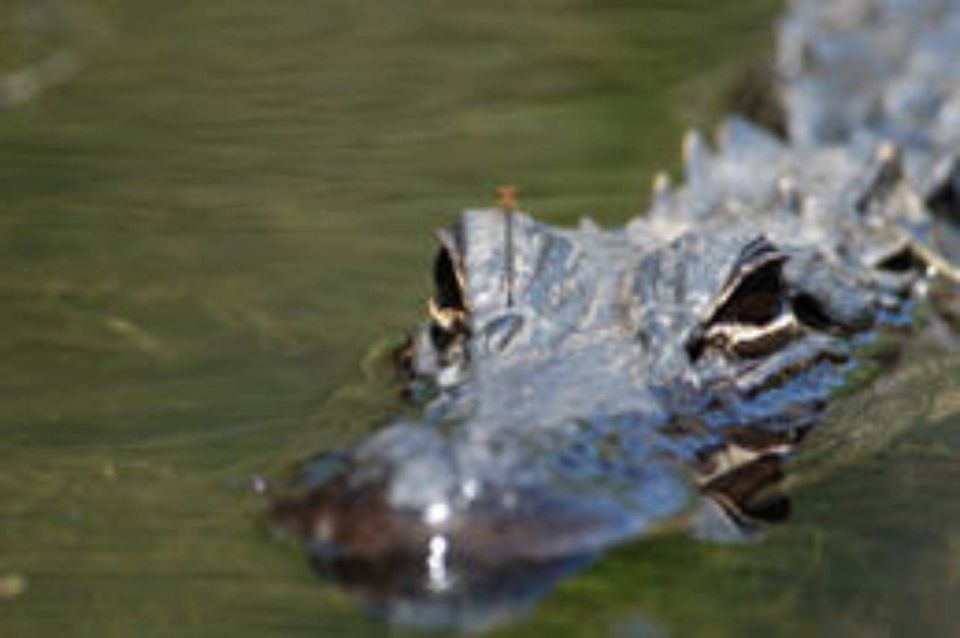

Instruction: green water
[3,0,960,635]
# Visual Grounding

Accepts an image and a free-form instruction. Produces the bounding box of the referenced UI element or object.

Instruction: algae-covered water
[4,1,960,635]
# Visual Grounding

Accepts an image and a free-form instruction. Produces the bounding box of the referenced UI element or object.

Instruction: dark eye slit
[433,246,465,312]
[713,261,784,326]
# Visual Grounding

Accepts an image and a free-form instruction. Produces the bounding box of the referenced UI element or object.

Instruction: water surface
[3,0,960,635]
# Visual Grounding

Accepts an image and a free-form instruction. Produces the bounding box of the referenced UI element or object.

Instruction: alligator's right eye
[692,246,797,359]
[711,258,784,326]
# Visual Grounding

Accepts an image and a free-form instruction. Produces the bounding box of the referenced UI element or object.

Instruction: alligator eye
[711,259,784,326]
[433,245,465,313]
[428,241,468,350]
[692,253,796,359]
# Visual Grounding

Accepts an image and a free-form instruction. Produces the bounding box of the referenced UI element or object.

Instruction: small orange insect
[495,185,519,211]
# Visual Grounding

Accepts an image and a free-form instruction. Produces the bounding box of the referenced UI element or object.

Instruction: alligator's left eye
[433,243,465,313]
[428,238,468,350]
[691,248,796,359]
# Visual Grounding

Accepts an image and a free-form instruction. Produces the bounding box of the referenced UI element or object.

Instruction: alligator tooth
[855,141,904,213]
[712,122,727,150]
[651,170,672,203]
[682,129,711,186]
[578,217,601,233]
[776,174,802,214]
[652,170,671,194]
[874,140,902,169]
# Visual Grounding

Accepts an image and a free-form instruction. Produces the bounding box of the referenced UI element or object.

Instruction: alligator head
[270,122,958,627]
[268,0,960,627]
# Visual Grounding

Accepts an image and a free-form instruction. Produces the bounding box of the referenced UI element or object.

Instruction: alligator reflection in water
[270,0,960,628]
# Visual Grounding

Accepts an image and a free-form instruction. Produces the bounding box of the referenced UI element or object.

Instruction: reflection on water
[3,0,960,635]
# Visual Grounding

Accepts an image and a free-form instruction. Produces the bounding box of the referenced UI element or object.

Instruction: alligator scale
[271,0,960,626]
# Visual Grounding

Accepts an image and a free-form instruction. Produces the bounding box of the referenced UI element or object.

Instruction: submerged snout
[270,420,699,566]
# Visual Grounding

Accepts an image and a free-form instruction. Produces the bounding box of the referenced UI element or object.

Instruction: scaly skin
[271,0,960,628]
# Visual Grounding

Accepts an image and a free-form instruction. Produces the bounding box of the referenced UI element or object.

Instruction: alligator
[270,0,960,627]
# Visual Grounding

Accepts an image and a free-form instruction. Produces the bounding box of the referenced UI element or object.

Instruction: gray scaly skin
[271,0,960,626]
